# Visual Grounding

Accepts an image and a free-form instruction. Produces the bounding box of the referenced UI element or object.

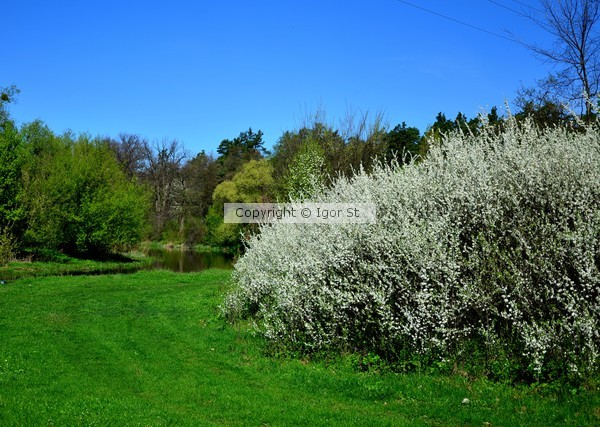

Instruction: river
[146,248,235,272]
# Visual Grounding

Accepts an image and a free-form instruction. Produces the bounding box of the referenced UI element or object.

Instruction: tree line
[2,78,588,262]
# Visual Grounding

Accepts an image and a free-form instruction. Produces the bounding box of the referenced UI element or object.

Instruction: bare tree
[527,0,600,117]
[104,133,147,179]
[142,139,188,238]
[338,109,388,175]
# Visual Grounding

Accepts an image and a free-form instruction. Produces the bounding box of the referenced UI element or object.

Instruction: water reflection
[147,248,234,273]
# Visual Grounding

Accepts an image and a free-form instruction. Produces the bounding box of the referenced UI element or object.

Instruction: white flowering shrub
[222,117,600,381]
[283,140,326,201]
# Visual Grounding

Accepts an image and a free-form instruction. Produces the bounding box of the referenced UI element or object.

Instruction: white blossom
[222,116,600,379]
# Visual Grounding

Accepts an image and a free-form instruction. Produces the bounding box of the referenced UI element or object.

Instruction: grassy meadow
[0,269,598,426]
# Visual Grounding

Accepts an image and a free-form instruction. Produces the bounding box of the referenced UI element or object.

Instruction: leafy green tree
[0,85,19,126]
[427,112,455,139]
[454,112,481,134]
[20,120,60,157]
[383,122,421,164]
[0,86,25,259]
[486,106,501,125]
[271,122,345,191]
[22,131,149,255]
[420,113,456,158]
[421,112,484,158]
[207,159,274,247]
[204,204,239,248]
[283,140,325,200]
[0,122,26,233]
[216,128,267,180]
[343,135,382,175]
[177,151,220,243]
[515,86,570,128]
[270,130,306,183]
[213,159,274,204]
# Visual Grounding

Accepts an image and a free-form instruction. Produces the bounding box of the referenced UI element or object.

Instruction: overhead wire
[395,0,526,46]
[508,0,545,14]
[486,0,530,18]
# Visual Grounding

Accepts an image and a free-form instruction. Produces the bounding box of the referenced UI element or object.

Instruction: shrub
[222,116,600,382]
[22,133,149,256]
[282,140,326,200]
[0,120,27,247]
[0,228,14,265]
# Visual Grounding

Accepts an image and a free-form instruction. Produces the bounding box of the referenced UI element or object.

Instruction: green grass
[0,270,598,425]
[0,252,152,280]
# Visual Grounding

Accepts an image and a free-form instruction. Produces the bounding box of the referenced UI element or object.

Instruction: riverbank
[138,241,235,254]
[1,269,597,425]
[0,251,152,281]
[0,243,235,281]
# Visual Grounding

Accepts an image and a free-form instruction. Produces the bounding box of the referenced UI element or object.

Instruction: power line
[487,0,530,18]
[508,0,545,14]
[395,0,524,46]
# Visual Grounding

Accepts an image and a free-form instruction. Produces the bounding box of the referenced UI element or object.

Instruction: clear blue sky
[3,0,555,156]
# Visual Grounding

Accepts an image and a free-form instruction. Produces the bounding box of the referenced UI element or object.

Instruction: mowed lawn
[0,270,598,426]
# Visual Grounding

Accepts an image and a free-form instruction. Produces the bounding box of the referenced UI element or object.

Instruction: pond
[146,248,235,273]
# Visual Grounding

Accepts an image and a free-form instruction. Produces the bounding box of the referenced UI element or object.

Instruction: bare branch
[524,0,600,116]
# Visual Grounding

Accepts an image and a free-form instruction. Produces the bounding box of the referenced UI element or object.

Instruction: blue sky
[3,0,555,156]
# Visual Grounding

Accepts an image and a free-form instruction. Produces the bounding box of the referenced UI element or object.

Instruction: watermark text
[224,203,376,224]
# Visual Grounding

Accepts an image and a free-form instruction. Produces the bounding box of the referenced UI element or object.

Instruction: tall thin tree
[527,0,600,117]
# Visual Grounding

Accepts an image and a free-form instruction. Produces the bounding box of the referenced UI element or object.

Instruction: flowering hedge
[223,117,600,381]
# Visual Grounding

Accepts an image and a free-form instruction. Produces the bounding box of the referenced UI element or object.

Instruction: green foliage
[425,111,482,142]
[272,115,419,190]
[207,159,275,248]
[181,215,208,245]
[0,85,19,126]
[216,128,267,180]
[271,122,345,188]
[383,121,421,164]
[517,98,570,128]
[0,228,14,265]
[157,219,182,244]
[0,121,27,241]
[282,140,326,200]
[181,151,219,216]
[213,159,274,204]
[205,204,241,248]
[339,112,388,176]
[21,130,149,255]
[0,88,27,246]
[175,151,220,245]
[75,172,149,253]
